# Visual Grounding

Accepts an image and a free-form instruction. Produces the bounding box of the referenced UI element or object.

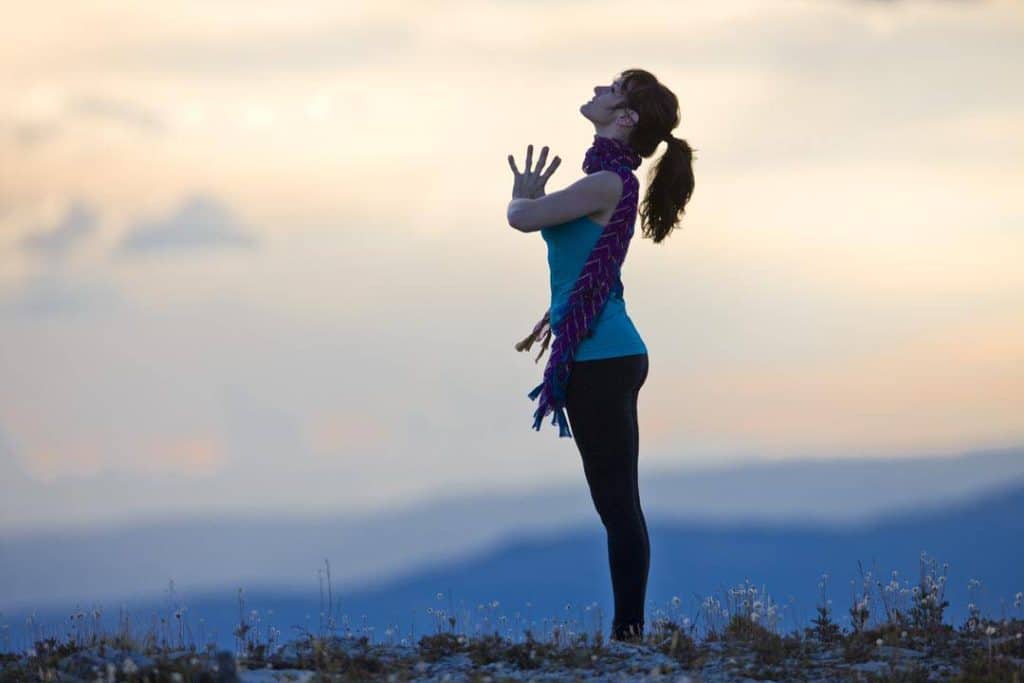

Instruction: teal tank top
[540,215,648,361]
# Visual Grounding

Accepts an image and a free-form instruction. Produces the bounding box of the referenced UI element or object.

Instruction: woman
[506,68,695,643]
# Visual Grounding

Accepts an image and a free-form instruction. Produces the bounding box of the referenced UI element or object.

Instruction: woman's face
[581,77,629,125]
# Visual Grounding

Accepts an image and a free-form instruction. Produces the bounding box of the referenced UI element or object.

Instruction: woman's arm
[508,171,623,233]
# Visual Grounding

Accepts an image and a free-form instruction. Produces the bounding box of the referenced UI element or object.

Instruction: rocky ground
[3,626,1024,682]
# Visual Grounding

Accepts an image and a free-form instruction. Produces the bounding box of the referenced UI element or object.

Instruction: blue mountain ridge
[2,477,1021,654]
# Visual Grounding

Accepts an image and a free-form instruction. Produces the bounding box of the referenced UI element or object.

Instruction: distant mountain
[1,445,1021,615]
[2,473,1022,655]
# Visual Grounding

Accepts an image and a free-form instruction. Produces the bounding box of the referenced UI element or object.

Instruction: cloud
[66,94,165,133]
[19,199,99,260]
[9,121,62,149]
[0,271,122,319]
[0,423,26,479]
[850,0,983,3]
[101,19,415,76]
[221,385,315,467]
[150,434,227,477]
[5,200,121,319]
[7,94,162,153]
[117,194,258,253]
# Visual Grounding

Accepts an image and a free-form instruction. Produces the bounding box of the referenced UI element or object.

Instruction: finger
[535,146,549,174]
[540,156,561,182]
[525,144,533,174]
[507,154,519,175]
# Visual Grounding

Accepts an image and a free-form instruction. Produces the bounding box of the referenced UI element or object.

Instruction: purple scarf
[519,134,642,438]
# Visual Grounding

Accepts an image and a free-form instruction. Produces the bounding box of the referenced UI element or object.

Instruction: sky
[1,0,1022,532]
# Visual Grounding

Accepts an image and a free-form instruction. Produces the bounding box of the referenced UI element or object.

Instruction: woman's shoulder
[590,170,623,197]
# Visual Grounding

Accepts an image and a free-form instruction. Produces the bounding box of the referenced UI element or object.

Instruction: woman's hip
[567,352,648,402]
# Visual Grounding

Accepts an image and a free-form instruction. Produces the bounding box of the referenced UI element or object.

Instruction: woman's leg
[565,353,650,641]
[630,356,647,622]
[628,354,650,635]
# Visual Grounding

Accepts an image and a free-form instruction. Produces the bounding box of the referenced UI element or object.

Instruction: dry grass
[1,552,1022,681]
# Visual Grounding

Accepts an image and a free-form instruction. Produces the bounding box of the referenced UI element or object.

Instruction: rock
[56,649,107,679]
[215,650,241,683]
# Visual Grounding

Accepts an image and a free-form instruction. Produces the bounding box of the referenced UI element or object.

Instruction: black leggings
[565,352,650,640]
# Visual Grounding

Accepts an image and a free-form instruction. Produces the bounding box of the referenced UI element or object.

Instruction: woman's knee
[586,466,638,508]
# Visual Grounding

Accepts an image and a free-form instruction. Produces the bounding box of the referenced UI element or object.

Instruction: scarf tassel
[527,381,573,438]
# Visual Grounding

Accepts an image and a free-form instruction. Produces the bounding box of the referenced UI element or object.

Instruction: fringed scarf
[515,133,642,438]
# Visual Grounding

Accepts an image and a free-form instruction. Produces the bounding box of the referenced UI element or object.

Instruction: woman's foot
[610,622,644,644]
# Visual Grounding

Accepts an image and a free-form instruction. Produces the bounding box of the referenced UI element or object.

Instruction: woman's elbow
[507,209,529,232]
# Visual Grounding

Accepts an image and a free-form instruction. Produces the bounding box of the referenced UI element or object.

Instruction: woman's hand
[508,144,561,199]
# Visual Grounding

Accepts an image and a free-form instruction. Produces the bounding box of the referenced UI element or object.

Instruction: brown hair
[618,68,696,244]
